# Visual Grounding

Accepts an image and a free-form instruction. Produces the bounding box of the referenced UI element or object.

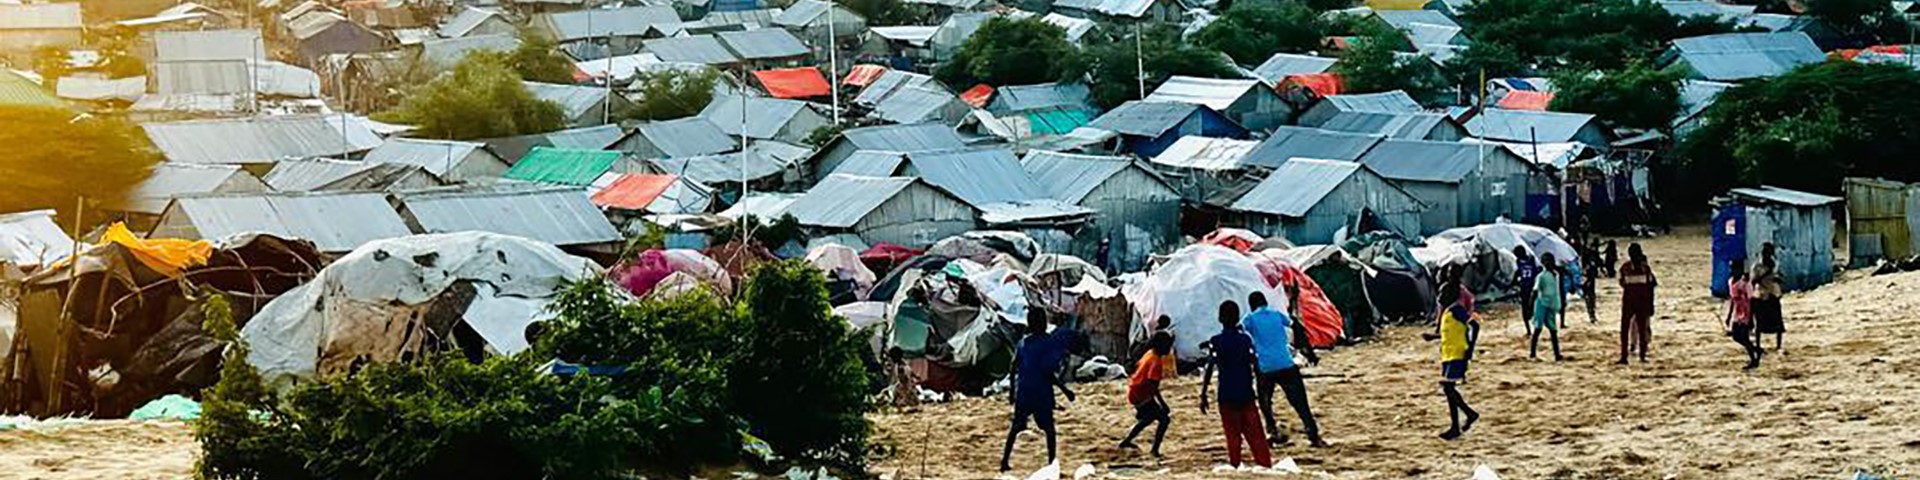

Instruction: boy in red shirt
[1118,322,1176,456]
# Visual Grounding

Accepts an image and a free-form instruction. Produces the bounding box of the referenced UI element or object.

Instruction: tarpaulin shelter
[1248,253,1343,347]
[705,241,776,280]
[612,249,733,298]
[753,67,832,99]
[860,242,922,277]
[1431,222,1580,272]
[959,84,993,107]
[1495,90,1553,110]
[1136,244,1280,360]
[243,233,596,380]
[807,243,876,303]
[6,226,322,416]
[842,64,888,87]
[1200,228,1263,253]
[1260,245,1379,339]
[1413,236,1520,300]
[1340,232,1436,322]
[928,231,1040,265]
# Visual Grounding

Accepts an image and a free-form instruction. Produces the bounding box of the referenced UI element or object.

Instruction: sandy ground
[873,227,1920,479]
[1,227,1915,479]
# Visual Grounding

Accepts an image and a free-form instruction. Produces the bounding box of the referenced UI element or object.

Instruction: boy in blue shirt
[999,310,1075,472]
[1242,291,1326,448]
[1200,301,1273,468]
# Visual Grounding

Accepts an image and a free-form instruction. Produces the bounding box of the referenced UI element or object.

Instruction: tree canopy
[1334,32,1442,102]
[937,17,1076,87]
[1676,62,1920,202]
[1549,63,1683,131]
[0,106,161,218]
[500,28,581,84]
[1455,0,1735,74]
[619,68,720,122]
[376,54,567,140]
[1194,0,1329,65]
[1065,25,1239,108]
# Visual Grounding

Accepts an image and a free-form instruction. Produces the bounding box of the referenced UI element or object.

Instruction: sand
[873,227,1920,479]
[2,227,1915,479]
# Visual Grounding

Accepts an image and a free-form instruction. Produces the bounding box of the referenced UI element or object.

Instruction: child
[1529,252,1565,361]
[1118,327,1176,456]
[999,310,1076,472]
[1513,247,1542,328]
[1438,270,1481,440]
[1200,301,1273,469]
[1752,243,1787,352]
[1618,243,1658,364]
[1725,261,1764,369]
[1244,292,1326,448]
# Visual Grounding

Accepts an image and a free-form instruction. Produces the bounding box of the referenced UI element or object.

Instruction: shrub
[730,261,874,470]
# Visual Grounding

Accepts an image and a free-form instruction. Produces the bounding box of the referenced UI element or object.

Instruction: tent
[860,242,922,277]
[1431,222,1580,269]
[1259,245,1380,340]
[612,249,733,298]
[1249,253,1344,347]
[1200,228,1263,253]
[1136,244,1280,360]
[1340,232,1436,322]
[808,243,877,303]
[927,230,1040,265]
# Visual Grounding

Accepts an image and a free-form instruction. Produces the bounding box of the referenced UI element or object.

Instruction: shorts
[1532,303,1560,331]
[1132,398,1170,421]
[1012,405,1056,432]
[1441,360,1469,382]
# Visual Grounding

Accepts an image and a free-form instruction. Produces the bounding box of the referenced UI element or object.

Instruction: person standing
[1437,269,1480,440]
[1580,246,1600,324]
[1200,302,1273,469]
[1751,243,1787,353]
[1512,247,1542,329]
[1724,261,1764,369]
[1602,240,1619,278]
[1529,253,1566,361]
[1243,292,1327,448]
[1617,243,1658,364]
[999,310,1075,472]
[1119,330,1175,456]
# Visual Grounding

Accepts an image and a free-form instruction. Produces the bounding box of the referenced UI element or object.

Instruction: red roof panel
[753,67,832,99]
[592,174,679,210]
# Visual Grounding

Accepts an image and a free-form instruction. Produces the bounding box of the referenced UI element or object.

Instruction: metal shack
[1710,186,1840,297]
[1842,177,1920,263]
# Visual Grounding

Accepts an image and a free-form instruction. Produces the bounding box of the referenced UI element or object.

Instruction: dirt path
[873,227,1920,479]
[0,420,196,480]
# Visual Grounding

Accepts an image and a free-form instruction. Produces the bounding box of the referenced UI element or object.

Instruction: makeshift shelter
[1452,108,1615,148]
[0,210,73,279]
[1358,139,1544,235]
[829,148,1093,228]
[261,158,443,192]
[618,117,738,159]
[1259,244,1380,339]
[439,6,513,38]
[505,147,650,186]
[1316,111,1468,141]
[1246,255,1343,347]
[1710,186,1840,296]
[612,249,733,298]
[1660,32,1823,82]
[650,141,811,192]
[1020,151,1182,273]
[1340,231,1436,322]
[140,115,382,165]
[1085,100,1248,158]
[716,28,810,67]
[772,0,867,44]
[752,67,832,99]
[1294,91,1423,128]
[701,95,833,143]
[287,11,387,64]
[1251,53,1338,85]
[1136,244,1280,360]
[362,138,511,183]
[788,174,976,248]
[151,191,414,253]
[1200,228,1264,253]
[871,85,971,126]
[110,163,270,226]
[1226,158,1425,244]
[808,243,878,303]
[393,186,623,251]
[590,173,716,216]
[1842,177,1920,263]
[1242,126,1385,169]
[1145,76,1294,131]
[0,4,83,62]
[524,81,633,127]
[928,231,1042,265]
[986,82,1095,116]
[540,6,683,57]
[806,123,968,181]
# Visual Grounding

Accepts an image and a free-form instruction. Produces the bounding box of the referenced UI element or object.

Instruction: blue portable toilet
[1710,203,1747,298]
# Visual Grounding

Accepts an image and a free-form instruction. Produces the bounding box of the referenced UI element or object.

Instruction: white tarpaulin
[1139,244,1280,360]
[242,232,600,379]
[807,243,876,294]
[1431,221,1580,267]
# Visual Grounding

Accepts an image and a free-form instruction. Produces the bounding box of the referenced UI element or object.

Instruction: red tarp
[753,67,832,99]
[959,84,993,107]
[860,242,922,275]
[1496,90,1554,111]
[590,174,677,210]
[1200,228,1262,254]
[1282,73,1344,97]
[1252,257,1346,348]
[843,64,887,87]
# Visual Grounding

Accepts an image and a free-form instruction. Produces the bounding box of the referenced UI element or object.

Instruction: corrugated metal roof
[1019,150,1135,203]
[505,147,623,185]
[1404,22,1464,46]
[261,158,385,191]
[0,3,82,29]
[650,140,810,184]
[0,70,61,108]
[976,200,1094,224]
[1231,158,1364,216]
[121,163,263,214]
[871,26,939,44]
[787,174,920,227]
[1658,1,1758,23]
[772,0,865,27]
[904,0,985,9]
[544,6,683,41]
[363,138,489,176]
[1252,53,1337,83]
[1374,9,1457,29]
[1357,139,1499,183]
[700,95,812,138]
[421,34,519,66]
[141,115,382,164]
[1244,126,1385,168]
[1145,76,1260,111]
[1150,136,1260,171]
[1040,13,1094,43]
[1458,108,1598,143]
[645,34,741,65]
[1729,186,1842,207]
[287,11,353,40]
[902,148,1049,207]
[930,12,994,48]
[523,81,608,120]
[841,122,967,151]
[1086,101,1201,137]
[689,8,780,30]
[1317,111,1453,139]
[853,69,936,105]
[636,117,737,158]
[990,82,1092,114]
[873,85,961,124]
[1323,91,1423,114]
[154,30,265,62]
[717,28,808,60]
[169,192,413,252]
[56,76,145,102]
[545,124,625,149]
[1054,0,1158,17]
[832,150,908,176]
[1677,79,1734,120]
[154,61,321,98]
[1669,32,1823,81]
[440,6,505,37]
[400,186,621,245]
[753,67,831,98]
[0,210,72,267]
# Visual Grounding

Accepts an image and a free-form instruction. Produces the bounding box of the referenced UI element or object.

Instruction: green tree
[1676,62,1920,204]
[1456,0,1735,73]
[1805,0,1894,33]
[844,0,921,26]
[1194,0,1329,65]
[1333,34,1441,101]
[1549,63,1683,131]
[619,68,720,121]
[937,17,1075,87]
[501,28,581,83]
[0,106,160,219]
[376,54,567,140]
[729,261,874,470]
[1064,25,1239,108]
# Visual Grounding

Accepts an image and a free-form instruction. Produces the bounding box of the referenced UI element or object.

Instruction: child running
[1438,270,1481,441]
[1725,261,1764,369]
[999,310,1076,472]
[1200,301,1273,469]
[1529,252,1565,361]
[1244,292,1327,448]
[1118,326,1176,456]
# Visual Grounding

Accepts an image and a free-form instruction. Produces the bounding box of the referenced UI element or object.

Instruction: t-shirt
[1014,333,1069,409]
[1241,307,1297,373]
[1127,351,1170,405]
[1515,259,1541,291]
[1208,329,1257,405]
[1533,270,1563,311]
[1439,303,1472,362]
[1728,278,1753,325]
[1620,261,1657,309]
[1753,262,1784,300]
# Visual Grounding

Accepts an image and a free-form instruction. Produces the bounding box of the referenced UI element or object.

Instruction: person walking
[1751,243,1787,353]
[1724,261,1764,369]
[999,310,1075,472]
[1617,243,1658,364]
[1119,330,1175,456]
[1529,252,1566,361]
[1200,301,1273,469]
[1437,269,1480,440]
[1602,240,1619,278]
[1513,247,1542,329]
[1243,292,1327,448]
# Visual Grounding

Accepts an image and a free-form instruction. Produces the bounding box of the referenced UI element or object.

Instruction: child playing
[999,310,1075,472]
[1118,326,1176,456]
[1529,252,1565,361]
[1200,301,1273,469]
[1438,270,1481,441]
[1725,262,1764,369]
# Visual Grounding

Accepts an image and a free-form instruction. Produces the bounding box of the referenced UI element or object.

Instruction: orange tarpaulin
[959,84,993,108]
[1252,257,1346,348]
[843,64,887,87]
[1496,90,1554,111]
[591,174,679,210]
[753,67,832,99]
[100,223,210,277]
[1281,73,1343,97]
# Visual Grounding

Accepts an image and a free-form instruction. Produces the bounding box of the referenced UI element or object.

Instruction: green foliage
[1549,63,1682,131]
[502,28,581,83]
[844,0,922,26]
[1676,62,1920,203]
[618,68,720,121]
[1441,41,1530,87]
[805,124,846,147]
[937,17,1075,87]
[1334,35,1441,101]
[375,54,567,140]
[0,106,160,218]
[1194,0,1329,65]
[729,261,874,470]
[1454,0,1736,75]
[712,214,808,248]
[1805,0,1892,32]
[197,294,306,479]
[1064,25,1239,109]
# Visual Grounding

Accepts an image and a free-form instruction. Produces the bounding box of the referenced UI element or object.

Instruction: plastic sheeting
[808,243,877,293]
[1137,245,1281,360]
[1431,222,1580,269]
[242,232,600,379]
[1249,252,1344,348]
[612,249,734,298]
[1200,228,1262,254]
[98,222,211,276]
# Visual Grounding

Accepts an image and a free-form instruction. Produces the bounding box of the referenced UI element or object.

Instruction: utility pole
[603,27,614,126]
[1134,23,1145,100]
[827,0,841,124]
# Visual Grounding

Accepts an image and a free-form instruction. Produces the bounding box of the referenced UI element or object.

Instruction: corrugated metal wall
[1069,167,1181,272]
[1745,203,1835,291]
[855,182,976,248]
[1844,178,1913,259]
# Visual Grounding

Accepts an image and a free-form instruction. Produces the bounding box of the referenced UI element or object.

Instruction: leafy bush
[937,17,1076,87]
[1549,63,1682,131]
[0,106,161,221]
[730,261,874,470]
[619,68,721,122]
[1194,0,1328,65]
[374,54,566,140]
